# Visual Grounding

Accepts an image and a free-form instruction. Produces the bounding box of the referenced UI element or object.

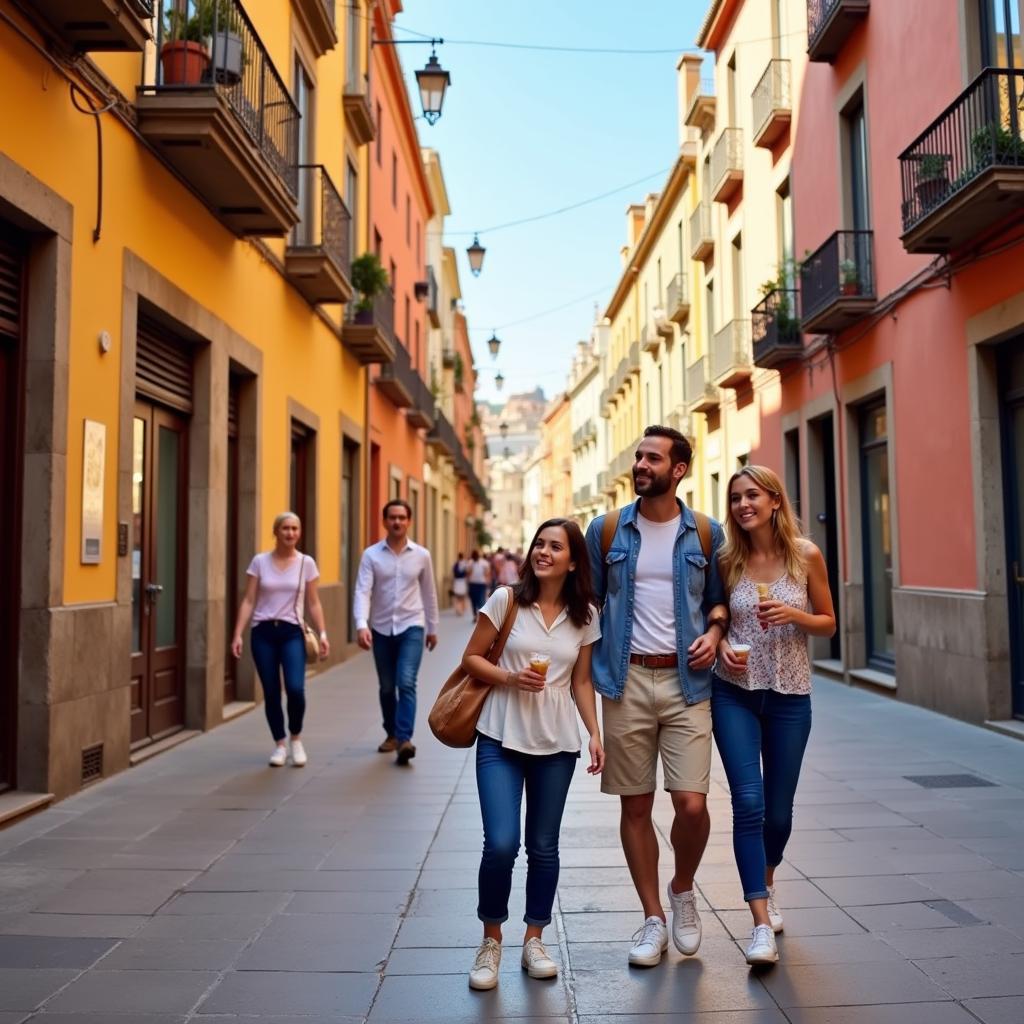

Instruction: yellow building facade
[0,0,376,806]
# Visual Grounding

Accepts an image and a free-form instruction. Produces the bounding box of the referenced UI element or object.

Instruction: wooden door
[1001,341,1024,718]
[130,402,188,744]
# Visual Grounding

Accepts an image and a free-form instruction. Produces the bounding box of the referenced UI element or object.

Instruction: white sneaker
[666,883,702,955]
[767,886,784,933]
[521,937,557,979]
[468,937,501,990]
[745,924,779,965]
[289,740,307,767]
[628,916,668,967]
[268,745,287,767]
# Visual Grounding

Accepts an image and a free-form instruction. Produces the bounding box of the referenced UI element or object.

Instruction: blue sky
[396,1,707,405]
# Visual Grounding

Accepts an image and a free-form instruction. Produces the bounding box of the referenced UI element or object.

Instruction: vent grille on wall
[81,743,104,784]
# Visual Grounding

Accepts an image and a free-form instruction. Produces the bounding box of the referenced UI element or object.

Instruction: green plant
[164,0,240,43]
[453,351,465,388]
[839,258,859,285]
[971,123,1024,167]
[350,252,389,313]
[916,153,950,180]
[474,518,492,548]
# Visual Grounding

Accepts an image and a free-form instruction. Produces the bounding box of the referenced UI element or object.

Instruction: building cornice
[697,0,742,51]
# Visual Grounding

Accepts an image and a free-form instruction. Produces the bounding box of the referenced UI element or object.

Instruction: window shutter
[136,314,193,413]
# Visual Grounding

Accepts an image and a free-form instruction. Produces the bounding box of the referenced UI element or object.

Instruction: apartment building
[569,325,610,529]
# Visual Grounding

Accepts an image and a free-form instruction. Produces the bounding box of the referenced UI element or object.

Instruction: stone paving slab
[3,612,1024,1022]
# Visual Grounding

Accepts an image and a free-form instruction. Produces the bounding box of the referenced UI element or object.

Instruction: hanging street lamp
[499,421,509,439]
[415,49,451,125]
[467,234,486,277]
[487,331,501,358]
[495,370,504,391]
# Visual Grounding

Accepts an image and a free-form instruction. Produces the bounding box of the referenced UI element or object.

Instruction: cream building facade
[569,324,610,529]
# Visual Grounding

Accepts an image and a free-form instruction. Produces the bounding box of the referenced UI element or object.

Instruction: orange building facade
[758,0,1024,725]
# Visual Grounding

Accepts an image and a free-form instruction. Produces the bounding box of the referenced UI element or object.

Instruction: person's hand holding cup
[731,643,751,671]
[756,583,771,630]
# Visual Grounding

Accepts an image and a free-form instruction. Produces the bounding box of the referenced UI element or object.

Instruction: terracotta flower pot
[160,41,210,86]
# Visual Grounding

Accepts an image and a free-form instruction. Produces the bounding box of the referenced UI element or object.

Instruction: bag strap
[293,554,306,623]
[693,510,712,561]
[486,585,519,665]
[600,507,622,559]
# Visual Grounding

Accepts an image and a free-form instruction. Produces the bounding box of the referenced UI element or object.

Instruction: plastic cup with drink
[528,652,551,680]
[756,583,771,629]
[731,643,751,669]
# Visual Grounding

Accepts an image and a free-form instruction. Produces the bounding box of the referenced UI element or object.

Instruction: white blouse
[476,588,601,755]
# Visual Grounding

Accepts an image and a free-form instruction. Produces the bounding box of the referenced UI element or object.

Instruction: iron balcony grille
[752,59,791,141]
[899,68,1024,233]
[799,230,875,324]
[292,164,351,278]
[380,340,434,416]
[808,0,869,56]
[131,0,156,13]
[351,283,395,338]
[752,289,803,366]
[426,265,439,319]
[711,127,743,197]
[148,0,299,197]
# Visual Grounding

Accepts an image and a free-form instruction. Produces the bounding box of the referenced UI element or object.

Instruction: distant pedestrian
[585,425,728,968]
[497,550,520,586]
[354,500,439,765]
[460,518,603,991]
[452,553,470,617]
[490,549,507,595]
[467,550,490,619]
[231,512,327,768]
[713,466,835,965]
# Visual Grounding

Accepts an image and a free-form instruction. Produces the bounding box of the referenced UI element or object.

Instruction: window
[348,2,362,90]
[389,473,401,500]
[408,482,421,543]
[341,438,360,643]
[776,179,793,286]
[416,221,421,266]
[290,420,316,559]
[710,472,720,519]
[405,194,410,244]
[347,159,359,264]
[860,400,894,668]
[374,228,382,257]
[375,102,383,164]
[706,276,715,339]
[389,260,396,301]
[727,53,738,127]
[843,93,870,231]
[980,0,1023,68]
[414,320,420,371]
[772,0,789,59]
[391,150,398,207]
[784,427,801,519]
[293,58,315,245]
[731,232,744,319]
[404,295,410,350]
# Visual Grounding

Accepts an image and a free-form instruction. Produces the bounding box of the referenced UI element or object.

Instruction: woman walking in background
[459,519,603,991]
[452,553,470,616]
[713,467,835,965]
[231,512,328,767]
[467,550,490,620]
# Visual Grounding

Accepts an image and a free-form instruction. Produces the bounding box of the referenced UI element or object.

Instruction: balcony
[343,76,376,147]
[752,289,803,369]
[666,407,693,438]
[752,59,792,149]
[685,77,716,134]
[138,1,299,236]
[800,230,876,333]
[641,322,660,354]
[712,319,753,388]
[573,419,596,450]
[686,355,720,414]
[666,272,690,326]
[614,358,629,396]
[284,165,352,305]
[32,0,152,50]
[376,342,434,428]
[899,69,1024,254]
[807,0,869,63]
[428,412,489,506]
[613,450,634,481]
[425,265,440,326]
[600,387,612,418]
[292,0,337,57]
[598,470,613,495]
[711,128,744,204]
[342,285,396,364]
[627,341,640,375]
[690,203,714,262]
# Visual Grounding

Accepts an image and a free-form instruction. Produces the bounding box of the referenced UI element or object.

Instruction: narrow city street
[2,610,1024,1024]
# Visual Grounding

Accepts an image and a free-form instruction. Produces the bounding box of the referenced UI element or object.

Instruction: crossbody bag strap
[293,554,306,623]
[600,507,622,560]
[486,585,519,665]
[693,511,712,562]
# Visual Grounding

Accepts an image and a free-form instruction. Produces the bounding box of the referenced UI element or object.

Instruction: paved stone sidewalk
[2,611,1024,1023]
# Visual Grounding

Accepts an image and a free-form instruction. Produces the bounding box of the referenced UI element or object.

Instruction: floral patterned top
[715,572,812,695]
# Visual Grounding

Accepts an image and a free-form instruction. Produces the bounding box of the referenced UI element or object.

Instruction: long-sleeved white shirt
[353,539,440,635]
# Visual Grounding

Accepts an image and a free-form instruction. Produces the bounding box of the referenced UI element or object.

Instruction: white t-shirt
[247,552,319,626]
[476,587,601,755]
[630,512,679,655]
[468,559,489,584]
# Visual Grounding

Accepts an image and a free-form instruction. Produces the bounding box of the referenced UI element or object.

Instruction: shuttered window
[0,223,25,343]
[136,314,193,413]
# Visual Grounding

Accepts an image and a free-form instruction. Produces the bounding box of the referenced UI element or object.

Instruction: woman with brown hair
[713,466,835,965]
[459,518,603,990]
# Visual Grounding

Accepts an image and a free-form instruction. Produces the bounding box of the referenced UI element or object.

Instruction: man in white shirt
[354,500,440,765]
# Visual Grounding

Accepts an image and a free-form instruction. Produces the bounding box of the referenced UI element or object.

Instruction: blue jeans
[468,583,487,617]
[250,621,307,742]
[371,627,424,742]
[476,734,577,927]
[711,677,811,901]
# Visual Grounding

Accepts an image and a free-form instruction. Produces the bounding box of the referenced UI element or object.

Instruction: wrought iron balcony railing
[752,289,803,369]
[285,164,352,304]
[377,341,434,427]
[711,128,744,203]
[33,0,153,51]
[899,68,1024,253]
[799,230,875,333]
[342,284,396,364]
[752,59,792,148]
[807,0,869,63]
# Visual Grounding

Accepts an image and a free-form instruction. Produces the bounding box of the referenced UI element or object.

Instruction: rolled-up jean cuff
[524,914,552,927]
[477,910,509,925]
[745,889,770,902]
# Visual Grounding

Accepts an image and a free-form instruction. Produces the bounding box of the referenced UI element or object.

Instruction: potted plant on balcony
[453,352,465,392]
[161,5,210,85]
[198,0,244,85]
[839,258,860,296]
[914,153,951,212]
[351,252,389,323]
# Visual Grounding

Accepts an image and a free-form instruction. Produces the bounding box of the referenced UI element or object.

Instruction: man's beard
[633,468,673,497]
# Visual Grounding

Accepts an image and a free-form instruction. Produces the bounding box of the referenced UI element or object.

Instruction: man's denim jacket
[584,498,726,705]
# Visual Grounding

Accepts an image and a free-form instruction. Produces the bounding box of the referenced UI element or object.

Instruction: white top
[468,558,489,584]
[247,552,319,626]
[717,573,812,695]
[353,539,440,635]
[630,512,680,655]
[476,587,601,755]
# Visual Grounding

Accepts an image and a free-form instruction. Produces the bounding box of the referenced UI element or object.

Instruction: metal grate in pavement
[903,773,996,789]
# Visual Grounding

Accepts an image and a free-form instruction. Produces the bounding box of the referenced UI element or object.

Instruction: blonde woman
[713,467,835,965]
[231,512,328,767]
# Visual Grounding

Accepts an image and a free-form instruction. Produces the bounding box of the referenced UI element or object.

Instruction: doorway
[808,414,841,661]
[130,402,188,745]
[0,220,26,791]
[224,375,240,706]
[1000,340,1024,718]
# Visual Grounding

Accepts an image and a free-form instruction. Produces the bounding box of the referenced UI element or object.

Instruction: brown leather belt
[629,652,678,668]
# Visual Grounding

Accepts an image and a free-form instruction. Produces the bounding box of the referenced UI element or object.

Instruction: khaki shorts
[601,663,711,796]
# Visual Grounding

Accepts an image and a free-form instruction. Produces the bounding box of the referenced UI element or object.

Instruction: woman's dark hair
[513,518,595,628]
[471,549,480,560]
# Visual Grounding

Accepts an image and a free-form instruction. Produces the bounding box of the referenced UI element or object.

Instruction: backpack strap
[693,510,712,561]
[600,507,622,559]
